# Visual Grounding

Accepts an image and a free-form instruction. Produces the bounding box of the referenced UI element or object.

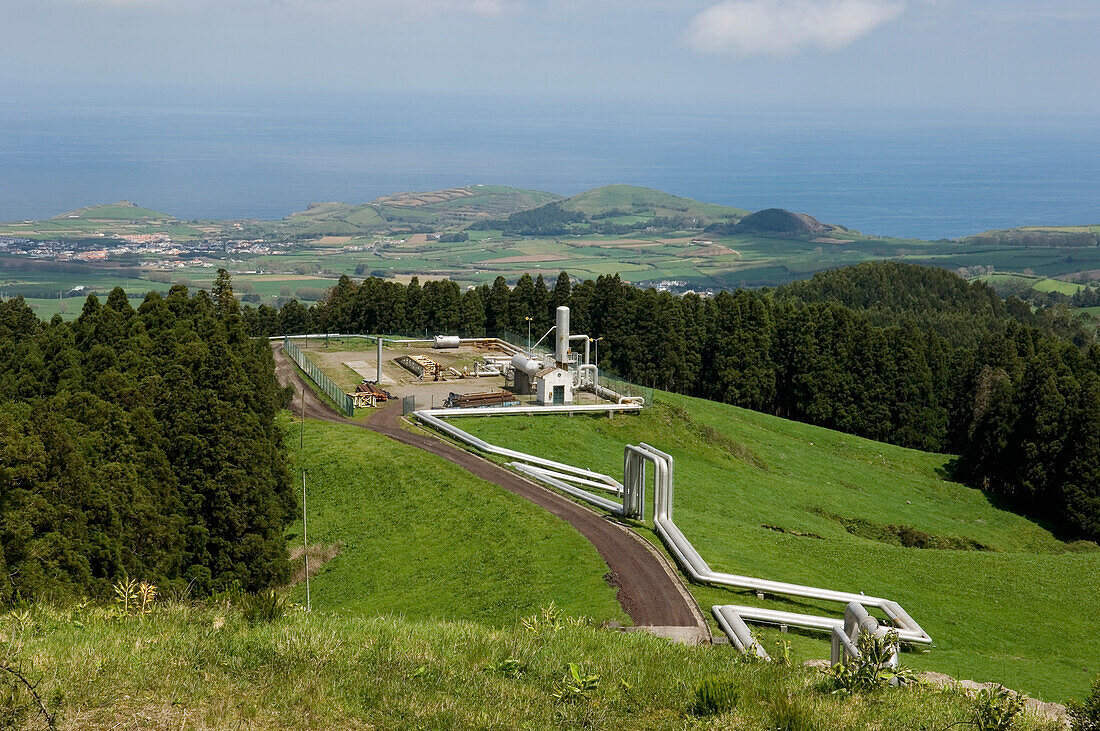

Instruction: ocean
[2,88,1098,240]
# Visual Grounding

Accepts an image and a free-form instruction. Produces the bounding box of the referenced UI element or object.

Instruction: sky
[3,0,1099,112]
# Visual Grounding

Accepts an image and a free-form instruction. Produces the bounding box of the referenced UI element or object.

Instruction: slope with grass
[560,184,749,222]
[280,413,626,626]
[453,393,1100,701]
[0,604,1067,730]
[55,201,171,221]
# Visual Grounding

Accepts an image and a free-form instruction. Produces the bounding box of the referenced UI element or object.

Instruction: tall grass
[0,604,1065,730]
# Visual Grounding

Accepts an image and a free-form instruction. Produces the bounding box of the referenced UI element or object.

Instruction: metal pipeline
[412,403,932,656]
[625,442,933,648]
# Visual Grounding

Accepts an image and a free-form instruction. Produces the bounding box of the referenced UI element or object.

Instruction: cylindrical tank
[433,335,461,349]
[511,353,541,376]
[555,306,570,364]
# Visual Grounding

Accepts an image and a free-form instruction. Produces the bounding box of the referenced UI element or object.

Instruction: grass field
[280,414,626,626]
[4,604,1068,730]
[453,393,1100,701]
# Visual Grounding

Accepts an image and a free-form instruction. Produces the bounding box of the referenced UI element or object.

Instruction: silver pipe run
[412,403,932,657]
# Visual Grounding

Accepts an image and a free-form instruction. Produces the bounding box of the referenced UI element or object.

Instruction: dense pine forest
[242,263,1099,543]
[0,275,295,603]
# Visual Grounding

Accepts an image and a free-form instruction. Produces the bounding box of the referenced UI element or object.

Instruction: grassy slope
[561,184,749,220]
[5,605,1063,731]
[281,414,626,626]
[454,394,1100,701]
[56,201,170,220]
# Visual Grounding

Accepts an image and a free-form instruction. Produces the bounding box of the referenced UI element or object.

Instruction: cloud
[686,0,905,56]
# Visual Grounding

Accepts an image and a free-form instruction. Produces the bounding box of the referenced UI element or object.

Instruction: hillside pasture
[453,393,1100,701]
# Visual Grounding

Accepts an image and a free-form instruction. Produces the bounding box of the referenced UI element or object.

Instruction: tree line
[243,263,1099,542]
[0,271,295,603]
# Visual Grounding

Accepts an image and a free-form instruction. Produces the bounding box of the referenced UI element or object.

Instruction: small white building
[536,367,573,405]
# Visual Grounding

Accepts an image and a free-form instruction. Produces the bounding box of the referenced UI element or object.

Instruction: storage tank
[433,335,461,349]
[511,353,541,376]
[555,306,570,365]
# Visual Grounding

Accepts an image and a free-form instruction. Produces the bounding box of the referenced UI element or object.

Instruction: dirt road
[272,343,702,629]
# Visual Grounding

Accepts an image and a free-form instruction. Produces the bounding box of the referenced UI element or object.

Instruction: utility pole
[525,316,533,350]
[300,384,309,611]
[302,468,310,612]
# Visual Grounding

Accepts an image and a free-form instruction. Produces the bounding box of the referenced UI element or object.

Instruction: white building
[536,367,573,405]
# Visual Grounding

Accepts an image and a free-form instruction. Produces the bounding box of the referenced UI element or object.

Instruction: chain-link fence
[284,336,355,416]
[597,373,654,405]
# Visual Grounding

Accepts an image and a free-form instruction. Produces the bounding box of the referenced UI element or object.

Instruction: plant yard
[452,392,1100,702]
[0,603,1069,730]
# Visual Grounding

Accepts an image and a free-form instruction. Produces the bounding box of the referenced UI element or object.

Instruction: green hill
[282,414,625,625]
[283,186,561,234]
[561,184,748,222]
[55,201,171,221]
[454,392,1100,701]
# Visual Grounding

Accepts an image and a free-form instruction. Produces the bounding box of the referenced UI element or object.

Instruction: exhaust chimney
[555,306,570,366]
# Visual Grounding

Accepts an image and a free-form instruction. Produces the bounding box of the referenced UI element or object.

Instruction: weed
[552,663,600,704]
[112,578,157,617]
[774,638,793,667]
[823,630,914,695]
[971,687,1026,731]
[1068,673,1100,731]
[484,658,527,678]
[770,693,815,731]
[521,601,563,634]
[692,676,739,716]
[237,590,287,624]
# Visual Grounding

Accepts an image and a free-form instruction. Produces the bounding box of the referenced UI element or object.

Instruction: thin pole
[300,384,309,611]
[302,468,310,612]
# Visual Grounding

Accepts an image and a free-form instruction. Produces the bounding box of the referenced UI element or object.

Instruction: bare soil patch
[287,542,344,586]
[484,253,569,264]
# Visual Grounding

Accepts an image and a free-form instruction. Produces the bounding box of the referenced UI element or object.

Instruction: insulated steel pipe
[411,401,932,658]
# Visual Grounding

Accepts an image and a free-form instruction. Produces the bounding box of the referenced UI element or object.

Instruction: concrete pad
[624,626,710,645]
[344,360,394,385]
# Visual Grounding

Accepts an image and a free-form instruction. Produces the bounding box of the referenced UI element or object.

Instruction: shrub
[692,676,738,716]
[237,590,287,624]
[972,687,1025,731]
[1069,673,1100,731]
[823,630,913,695]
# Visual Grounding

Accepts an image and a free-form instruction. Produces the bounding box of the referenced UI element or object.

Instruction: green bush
[237,590,287,624]
[972,687,1025,731]
[692,675,739,716]
[1069,674,1100,731]
[823,630,913,695]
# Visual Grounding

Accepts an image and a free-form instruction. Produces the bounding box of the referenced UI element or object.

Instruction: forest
[242,263,1100,543]
[0,272,295,603]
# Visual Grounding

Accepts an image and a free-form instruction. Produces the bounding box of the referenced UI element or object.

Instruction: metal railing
[284,336,355,417]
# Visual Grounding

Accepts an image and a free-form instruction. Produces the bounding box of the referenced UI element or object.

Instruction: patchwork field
[452,393,1100,701]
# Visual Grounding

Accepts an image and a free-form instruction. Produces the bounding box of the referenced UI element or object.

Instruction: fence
[284,336,355,417]
[597,373,654,405]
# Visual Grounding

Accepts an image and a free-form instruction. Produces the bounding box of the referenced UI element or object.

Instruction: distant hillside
[56,201,171,221]
[282,186,561,236]
[704,207,844,238]
[964,224,1100,247]
[487,185,746,236]
[560,184,748,221]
